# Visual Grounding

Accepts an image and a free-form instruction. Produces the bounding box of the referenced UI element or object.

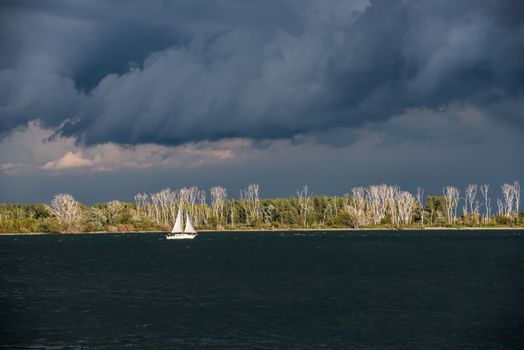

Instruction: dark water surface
[1,231,523,349]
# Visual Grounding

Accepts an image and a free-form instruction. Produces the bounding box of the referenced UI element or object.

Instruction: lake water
[1,231,523,349]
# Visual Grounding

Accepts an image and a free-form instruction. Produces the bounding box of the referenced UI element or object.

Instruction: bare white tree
[210,186,227,228]
[179,188,189,207]
[241,184,260,225]
[480,184,491,224]
[497,198,504,217]
[346,187,369,229]
[367,184,389,225]
[158,189,169,225]
[514,181,520,218]
[229,203,236,227]
[297,185,312,228]
[136,190,177,225]
[186,186,199,219]
[443,186,460,224]
[464,184,477,216]
[396,191,417,226]
[150,192,161,224]
[168,189,179,224]
[416,187,425,226]
[386,185,401,226]
[134,193,147,220]
[239,190,250,225]
[106,200,122,223]
[51,193,82,232]
[501,183,515,217]
[196,189,207,226]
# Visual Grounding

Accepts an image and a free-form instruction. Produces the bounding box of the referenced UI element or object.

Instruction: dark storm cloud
[0,0,523,145]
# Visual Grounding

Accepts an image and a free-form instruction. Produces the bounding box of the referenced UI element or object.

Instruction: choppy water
[1,231,523,349]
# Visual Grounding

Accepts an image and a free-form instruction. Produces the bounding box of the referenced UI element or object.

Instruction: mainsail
[184,212,197,234]
[171,206,184,233]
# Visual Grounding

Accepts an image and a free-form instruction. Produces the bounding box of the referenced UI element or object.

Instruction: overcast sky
[0,0,523,203]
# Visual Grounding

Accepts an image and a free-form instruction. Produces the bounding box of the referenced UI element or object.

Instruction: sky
[0,0,523,203]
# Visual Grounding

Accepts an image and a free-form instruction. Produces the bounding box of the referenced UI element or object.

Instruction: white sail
[184,212,197,234]
[167,205,198,239]
[171,206,184,233]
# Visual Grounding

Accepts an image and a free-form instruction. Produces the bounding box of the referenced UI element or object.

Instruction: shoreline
[1,226,524,235]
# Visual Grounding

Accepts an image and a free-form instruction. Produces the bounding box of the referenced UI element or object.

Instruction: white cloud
[0,121,254,174]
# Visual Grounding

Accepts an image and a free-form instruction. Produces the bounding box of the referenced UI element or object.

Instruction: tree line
[0,182,521,233]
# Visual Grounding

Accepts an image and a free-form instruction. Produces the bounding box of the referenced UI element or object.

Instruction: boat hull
[166,233,198,240]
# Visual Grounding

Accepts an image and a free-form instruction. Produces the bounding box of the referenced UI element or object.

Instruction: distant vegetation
[0,182,521,233]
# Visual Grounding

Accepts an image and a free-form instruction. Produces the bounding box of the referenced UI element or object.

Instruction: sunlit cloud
[42,151,95,170]
[0,121,256,174]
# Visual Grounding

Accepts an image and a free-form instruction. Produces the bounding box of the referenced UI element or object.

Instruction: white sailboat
[166,205,198,240]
